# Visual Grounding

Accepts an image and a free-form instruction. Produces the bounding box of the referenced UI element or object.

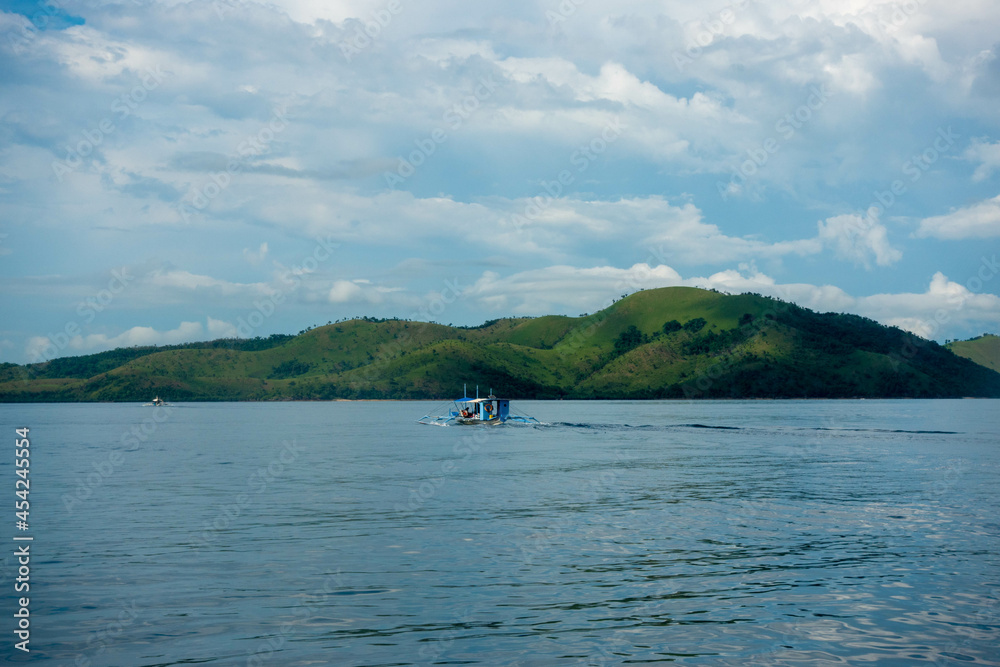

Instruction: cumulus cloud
[465,263,684,314]
[328,280,366,303]
[207,317,238,338]
[326,279,407,305]
[461,262,856,318]
[680,267,999,339]
[3,0,985,225]
[964,138,1000,182]
[462,263,999,341]
[857,271,1000,339]
[491,195,825,263]
[242,190,830,266]
[25,320,212,361]
[2,0,999,363]
[817,213,902,268]
[144,269,278,298]
[18,258,1000,364]
[916,195,1000,239]
[243,242,269,265]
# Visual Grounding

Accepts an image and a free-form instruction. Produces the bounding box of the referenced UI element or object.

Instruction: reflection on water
[2,399,998,665]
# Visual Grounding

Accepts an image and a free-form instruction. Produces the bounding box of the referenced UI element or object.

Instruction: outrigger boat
[418,385,539,426]
[144,396,168,407]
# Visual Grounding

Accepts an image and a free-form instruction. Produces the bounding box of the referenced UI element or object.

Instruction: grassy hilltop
[2,287,999,401]
[947,334,1000,373]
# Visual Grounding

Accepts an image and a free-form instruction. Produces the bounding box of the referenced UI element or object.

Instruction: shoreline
[0,396,996,405]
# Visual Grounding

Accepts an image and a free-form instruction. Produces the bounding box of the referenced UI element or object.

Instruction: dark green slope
[2,287,998,401]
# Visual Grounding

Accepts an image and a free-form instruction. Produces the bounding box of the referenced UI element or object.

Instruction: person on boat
[460,408,471,418]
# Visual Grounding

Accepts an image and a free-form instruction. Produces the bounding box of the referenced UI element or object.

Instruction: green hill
[947,334,1000,373]
[2,287,999,401]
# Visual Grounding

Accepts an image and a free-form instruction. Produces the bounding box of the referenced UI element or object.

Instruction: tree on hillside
[614,326,646,356]
[683,318,707,333]
[662,320,682,334]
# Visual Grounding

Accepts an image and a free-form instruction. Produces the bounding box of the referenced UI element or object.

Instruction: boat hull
[455,416,503,425]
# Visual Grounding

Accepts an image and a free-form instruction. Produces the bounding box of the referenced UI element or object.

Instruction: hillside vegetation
[947,334,1000,373]
[2,287,999,401]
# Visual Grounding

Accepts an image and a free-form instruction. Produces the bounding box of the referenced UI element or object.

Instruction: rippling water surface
[2,399,999,665]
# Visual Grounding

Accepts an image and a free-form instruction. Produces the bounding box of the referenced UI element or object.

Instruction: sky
[1,0,999,364]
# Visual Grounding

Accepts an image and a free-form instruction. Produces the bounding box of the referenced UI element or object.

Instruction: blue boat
[417,385,539,426]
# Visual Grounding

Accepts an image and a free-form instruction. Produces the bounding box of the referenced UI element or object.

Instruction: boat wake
[533,422,959,435]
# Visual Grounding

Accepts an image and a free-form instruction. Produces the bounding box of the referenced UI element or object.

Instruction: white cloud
[245,189,830,266]
[632,199,823,264]
[499,58,684,110]
[265,0,380,24]
[24,337,53,363]
[243,242,269,265]
[461,261,851,317]
[328,279,365,303]
[207,317,238,338]
[3,0,994,228]
[822,53,880,95]
[45,24,166,83]
[964,138,1000,182]
[680,267,859,314]
[3,0,1000,365]
[856,272,1000,339]
[688,267,1000,341]
[465,263,684,314]
[888,33,948,84]
[26,320,208,361]
[817,212,902,268]
[145,269,277,297]
[326,279,397,304]
[915,195,1000,239]
[462,263,999,341]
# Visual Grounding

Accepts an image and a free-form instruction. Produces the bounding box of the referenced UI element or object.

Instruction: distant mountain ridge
[2,287,999,401]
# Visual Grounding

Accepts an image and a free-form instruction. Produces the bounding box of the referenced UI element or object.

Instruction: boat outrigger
[418,385,540,426]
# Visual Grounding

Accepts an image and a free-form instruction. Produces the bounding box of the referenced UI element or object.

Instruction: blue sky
[1,0,999,364]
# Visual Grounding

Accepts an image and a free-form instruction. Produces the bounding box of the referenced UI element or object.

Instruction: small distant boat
[143,396,168,407]
[418,385,539,426]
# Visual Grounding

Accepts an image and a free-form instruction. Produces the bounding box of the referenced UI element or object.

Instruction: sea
[1,399,998,666]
